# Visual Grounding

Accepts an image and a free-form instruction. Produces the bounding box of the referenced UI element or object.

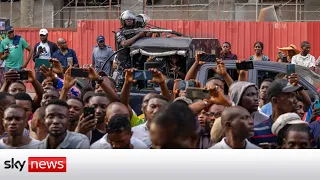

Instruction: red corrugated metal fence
[14,20,319,71]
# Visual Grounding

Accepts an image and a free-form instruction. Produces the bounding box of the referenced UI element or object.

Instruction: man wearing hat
[278,44,300,63]
[253,79,303,146]
[92,35,115,76]
[0,26,33,71]
[33,29,59,82]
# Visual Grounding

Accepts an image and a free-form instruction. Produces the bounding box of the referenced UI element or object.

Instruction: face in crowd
[57,38,68,50]
[106,102,130,123]
[45,102,69,137]
[301,41,310,56]
[145,97,168,122]
[141,93,157,119]
[16,98,33,121]
[222,42,231,54]
[273,92,298,114]
[40,34,48,43]
[254,42,263,55]
[125,19,134,28]
[89,95,110,124]
[198,104,225,128]
[67,98,84,125]
[107,115,132,149]
[239,86,259,114]
[42,79,54,91]
[282,124,311,149]
[41,89,60,107]
[205,79,224,92]
[7,30,14,39]
[9,82,26,95]
[3,106,27,137]
[259,80,271,101]
[150,102,198,149]
[223,106,254,140]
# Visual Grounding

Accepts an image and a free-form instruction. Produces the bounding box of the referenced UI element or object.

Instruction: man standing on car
[116,10,147,86]
[33,29,59,82]
[0,26,33,72]
[92,35,114,76]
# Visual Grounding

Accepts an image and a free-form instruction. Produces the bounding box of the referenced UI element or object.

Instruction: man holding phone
[52,38,79,70]
[0,26,33,71]
[33,29,59,83]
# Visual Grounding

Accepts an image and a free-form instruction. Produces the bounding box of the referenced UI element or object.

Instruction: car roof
[130,37,192,50]
[200,60,320,96]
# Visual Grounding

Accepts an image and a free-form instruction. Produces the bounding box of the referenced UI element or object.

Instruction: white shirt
[209,137,261,149]
[0,138,40,149]
[132,122,152,148]
[90,133,148,149]
[291,54,315,68]
[37,42,51,59]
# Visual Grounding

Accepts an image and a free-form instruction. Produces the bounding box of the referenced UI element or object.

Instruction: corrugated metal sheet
[307,22,320,59]
[14,20,314,69]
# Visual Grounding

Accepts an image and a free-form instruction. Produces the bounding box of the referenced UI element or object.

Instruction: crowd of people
[0,10,319,149]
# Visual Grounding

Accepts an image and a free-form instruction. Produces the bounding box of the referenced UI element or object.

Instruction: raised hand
[211,58,227,76]
[24,69,36,83]
[195,51,206,65]
[63,67,77,90]
[50,58,63,74]
[149,68,165,84]
[4,69,19,82]
[125,68,137,83]
[39,65,55,81]
[75,114,97,135]
[287,73,299,86]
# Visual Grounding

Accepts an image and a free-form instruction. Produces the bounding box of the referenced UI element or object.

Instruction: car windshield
[297,66,320,91]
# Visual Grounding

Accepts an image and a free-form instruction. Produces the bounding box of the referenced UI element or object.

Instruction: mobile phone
[215,46,221,59]
[179,80,196,90]
[186,87,210,100]
[144,62,163,70]
[133,70,153,81]
[282,56,288,63]
[199,54,216,62]
[4,48,9,53]
[71,68,89,78]
[236,61,254,70]
[84,107,95,119]
[286,64,295,75]
[35,58,51,68]
[18,71,28,80]
[315,100,320,109]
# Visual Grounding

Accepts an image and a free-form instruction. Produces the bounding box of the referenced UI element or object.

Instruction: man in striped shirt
[253,79,303,147]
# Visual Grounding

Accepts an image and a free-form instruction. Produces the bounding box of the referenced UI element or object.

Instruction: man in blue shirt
[92,35,114,76]
[52,38,79,69]
[253,79,303,147]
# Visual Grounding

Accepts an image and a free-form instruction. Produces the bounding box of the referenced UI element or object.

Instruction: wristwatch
[95,76,104,84]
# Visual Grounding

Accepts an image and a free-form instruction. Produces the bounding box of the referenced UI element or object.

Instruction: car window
[257,70,280,87]
[206,68,239,94]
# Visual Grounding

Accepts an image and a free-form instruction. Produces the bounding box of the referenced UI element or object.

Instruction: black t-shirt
[90,129,106,145]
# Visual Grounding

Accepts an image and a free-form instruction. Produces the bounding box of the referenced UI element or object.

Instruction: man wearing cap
[253,79,303,146]
[0,26,33,71]
[92,35,115,76]
[271,113,308,148]
[33,29,59,82]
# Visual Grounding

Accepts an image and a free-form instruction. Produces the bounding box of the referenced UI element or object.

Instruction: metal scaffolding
[0,0,319,28]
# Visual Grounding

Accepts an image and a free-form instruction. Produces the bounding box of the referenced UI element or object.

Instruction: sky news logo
[3,157,67,172]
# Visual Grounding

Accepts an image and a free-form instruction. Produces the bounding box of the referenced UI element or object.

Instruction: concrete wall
[0,1,53,28]
[304,0,320,21]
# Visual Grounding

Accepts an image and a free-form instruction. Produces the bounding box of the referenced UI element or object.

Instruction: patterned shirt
[250,55,270,61]
[291,54,316,68]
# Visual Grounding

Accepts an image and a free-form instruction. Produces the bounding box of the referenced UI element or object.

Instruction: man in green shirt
[0,26,33,71]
